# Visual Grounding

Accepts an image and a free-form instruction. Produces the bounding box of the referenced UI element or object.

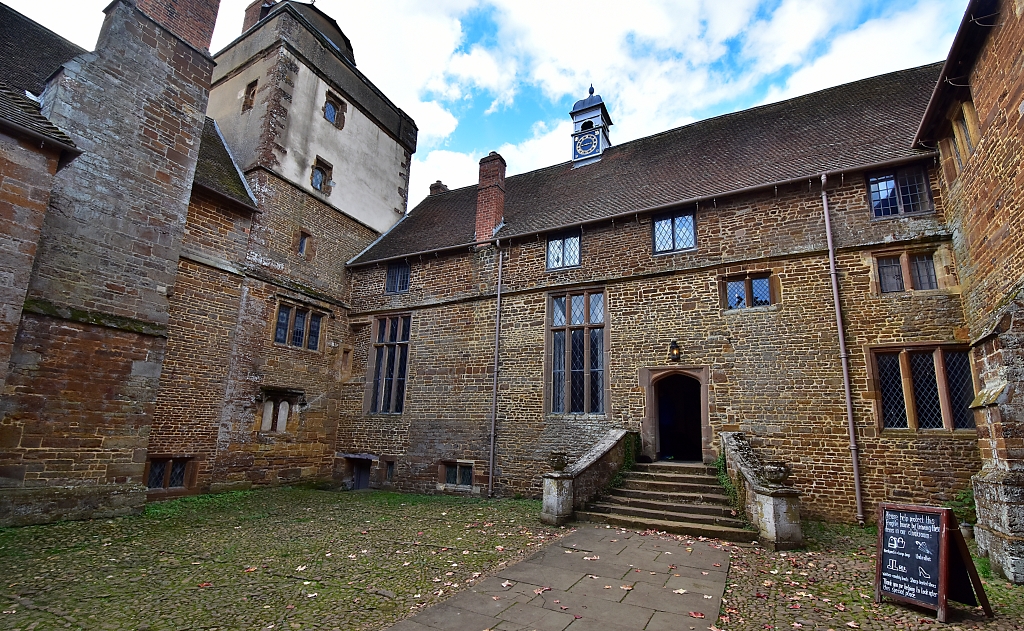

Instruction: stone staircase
[575,461,758,542]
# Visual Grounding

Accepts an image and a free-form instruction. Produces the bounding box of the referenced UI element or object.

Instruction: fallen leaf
[307,593,317,598]
[688,611,705,619]
[702,572,709,576]
[553,600,560,604]
[491,596,500,601]
[198,582,212,588]
[560,606,568,610]
[501,580,513,588]
[533,587,551,595]
[244,567,257,572]
[673,589,688,594]
[604,586,611,589]
[846,624,859,629]
[704,594,713,599]
[295,565,307,572]
[574,615,582,619]
[713,563,722,567]
[620,585,633,591]
[285,605,295,610]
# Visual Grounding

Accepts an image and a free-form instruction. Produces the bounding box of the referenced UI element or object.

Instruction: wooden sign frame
[874,503,992,622]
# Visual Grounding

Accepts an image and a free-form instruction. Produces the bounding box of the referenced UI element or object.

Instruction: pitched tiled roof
[194,117,258,210]
[352,63,942,266]
[0,81,77,149]
[0,3,85,95]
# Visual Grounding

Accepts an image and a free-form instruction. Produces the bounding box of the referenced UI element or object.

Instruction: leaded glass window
[550,290,605,414]
[386,261,410,293]
[723,275,773,310]
[869,166,932,218]
[653,212,696,253]
[874,347,975,431]
[443,463,473,487]
[274,303,326,351]
[146,458,190,489]
[547,234,581,269]
[878,256,905,293]
[910,253,938,290]
[371,314,411,414]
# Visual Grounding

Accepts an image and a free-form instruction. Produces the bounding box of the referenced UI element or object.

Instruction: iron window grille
[550,290,606,414]
[867,165,933,218]
[546,233,581,269]
[370,315,411,414]
[146,458,191,489]
[723,274,773,310]
[874,346,975,431]
[653,211,696,253]
[385,261,410,294]
[273,303,325,351]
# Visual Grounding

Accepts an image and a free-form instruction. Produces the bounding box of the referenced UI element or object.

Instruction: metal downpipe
[488,245,504,497]
[820,173,866,526]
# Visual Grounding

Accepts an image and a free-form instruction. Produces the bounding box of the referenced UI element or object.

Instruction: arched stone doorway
[639,367,710,463]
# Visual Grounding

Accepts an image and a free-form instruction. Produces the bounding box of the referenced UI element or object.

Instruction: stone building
[0,0,418,521]
[914,0,1024,582]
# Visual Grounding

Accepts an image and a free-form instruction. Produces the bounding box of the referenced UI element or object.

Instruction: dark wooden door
[353,460,371,489]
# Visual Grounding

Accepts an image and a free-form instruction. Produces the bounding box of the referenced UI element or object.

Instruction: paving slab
[388,528,729,631]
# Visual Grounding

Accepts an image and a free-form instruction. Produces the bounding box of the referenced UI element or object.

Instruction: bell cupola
[570,85,612,167]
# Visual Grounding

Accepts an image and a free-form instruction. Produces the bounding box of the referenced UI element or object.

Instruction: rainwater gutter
[820,173,865,526]
[488,242,504,497]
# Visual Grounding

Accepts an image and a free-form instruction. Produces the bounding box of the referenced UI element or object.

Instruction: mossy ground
[720,520,1024,631]
[0,488,563,630]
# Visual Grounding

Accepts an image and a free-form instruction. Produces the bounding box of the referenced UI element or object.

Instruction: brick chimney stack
[475,152,506,242]
[242,0,277,32]
[429,180,449,196]
[136,0,221,51]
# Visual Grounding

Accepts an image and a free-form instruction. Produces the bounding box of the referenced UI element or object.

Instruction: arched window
[580,120,594,130]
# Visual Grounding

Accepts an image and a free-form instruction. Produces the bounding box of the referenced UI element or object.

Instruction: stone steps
[576,461,757,542]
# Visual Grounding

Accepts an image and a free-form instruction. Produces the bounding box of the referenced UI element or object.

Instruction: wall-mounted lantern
[668,339,682,363]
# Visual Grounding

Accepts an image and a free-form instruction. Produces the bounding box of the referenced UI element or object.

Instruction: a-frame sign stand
[875,503,993,622]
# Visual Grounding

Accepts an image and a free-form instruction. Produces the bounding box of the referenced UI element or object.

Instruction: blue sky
[9,0,968,206]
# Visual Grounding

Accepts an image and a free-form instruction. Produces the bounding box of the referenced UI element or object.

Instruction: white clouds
[743,0,837,74]
[761,0,962,104]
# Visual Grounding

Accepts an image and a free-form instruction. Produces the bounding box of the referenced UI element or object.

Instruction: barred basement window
[370,314,411,414]
[444,462,473,487]
[550,290,606,414]
[873,347,975,431]
[547,233,581,269]
[722,274,773,309]
[867,165,933,218]
[385,261,410,293]
[273,303,326,351]
[653,211,696,253]
[147,458,191,489]
[242,80,257,112]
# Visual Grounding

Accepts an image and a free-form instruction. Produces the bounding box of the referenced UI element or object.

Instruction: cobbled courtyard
[0,488,1022,631]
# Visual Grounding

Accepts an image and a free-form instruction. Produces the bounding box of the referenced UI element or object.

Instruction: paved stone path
[388,525,728,631]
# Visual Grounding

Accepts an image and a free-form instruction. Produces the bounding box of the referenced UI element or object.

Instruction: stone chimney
[475,152,506,242]
[136,0,221,51]
[429,180,449,196]
[242,0,277,32]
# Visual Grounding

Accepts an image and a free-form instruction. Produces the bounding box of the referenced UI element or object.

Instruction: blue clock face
[574,130,600,159]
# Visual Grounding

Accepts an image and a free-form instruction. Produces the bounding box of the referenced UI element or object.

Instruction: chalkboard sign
[874,504,992,622]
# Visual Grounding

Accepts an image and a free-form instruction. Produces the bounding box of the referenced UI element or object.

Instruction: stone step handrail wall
[540,429,631,525]
[720,431,803,550]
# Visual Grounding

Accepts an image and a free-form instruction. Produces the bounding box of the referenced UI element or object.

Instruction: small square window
[868,165,932,217]
[547,234,581,269]
[311,157,333,194]
[653,212,696,253]
[386,261,410,293]
[323,93,347,129]
[242,80,257,112]
[722,275,774,310]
